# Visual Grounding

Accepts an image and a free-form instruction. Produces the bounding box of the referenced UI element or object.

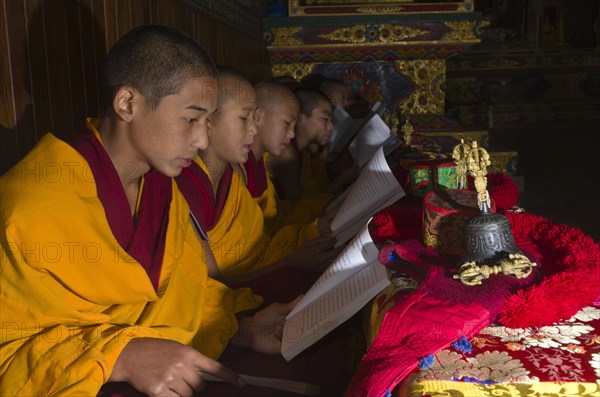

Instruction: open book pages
[329,105,366,158]
[329,147,406,247]
[281,258,390,361]
[349,113,398,169]
[328,99,384,160]
[370,101,386,117]
[287,222,378,318]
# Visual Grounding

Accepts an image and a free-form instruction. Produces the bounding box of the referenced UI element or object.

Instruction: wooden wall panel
[2,0,37,173]
[0,0,270,174]
[0,0,19,171]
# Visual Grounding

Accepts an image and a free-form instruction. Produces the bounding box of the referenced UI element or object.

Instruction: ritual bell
[461,209,521,265]
[453,141,535,286]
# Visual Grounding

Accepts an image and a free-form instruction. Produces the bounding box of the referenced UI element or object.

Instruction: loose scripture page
[349,114,392,168]
[329,106,351,152]
[330,147,405,246]
[286,223,378,319]
[281,260,390,361]
[329,106,366,157]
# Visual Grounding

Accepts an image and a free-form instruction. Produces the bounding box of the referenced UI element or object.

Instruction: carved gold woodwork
[442,21,479,41]
[488,151,518,175]
[269,27,303,47]
[318,25,428,44]
[395,60,445,114]
[271,63,317,82]
[271,60,445,115]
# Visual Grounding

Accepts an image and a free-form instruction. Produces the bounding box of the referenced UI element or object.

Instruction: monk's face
[204,78,257,165]
[328,85,352,108]
[255,98,298,156]
[130,76,218,177]
[299,99,333,146]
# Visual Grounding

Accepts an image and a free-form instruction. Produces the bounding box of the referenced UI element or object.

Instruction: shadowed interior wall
[1,0,270,174]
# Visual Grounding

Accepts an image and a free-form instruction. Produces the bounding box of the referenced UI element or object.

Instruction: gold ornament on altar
[453,253,536,286]
[452,138,470,189]
[401,116,413,146]
[455,141,535,286]
[383,111,400,137]
[467,141,491,211]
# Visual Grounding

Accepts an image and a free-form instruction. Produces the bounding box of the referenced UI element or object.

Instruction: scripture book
[281,222,391,361]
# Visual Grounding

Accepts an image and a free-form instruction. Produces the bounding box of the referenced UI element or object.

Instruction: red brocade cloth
[350,197,600,396]
[401,302,600,389]
[345,240,538,397]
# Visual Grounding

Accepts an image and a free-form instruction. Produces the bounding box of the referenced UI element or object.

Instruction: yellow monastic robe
[254,152,294,235]
[248,152,322,238]
[286,150,334,225]
[301,148,330,195]
[254,152,280,223]
[0,132,260,396]
[194,157,319,276]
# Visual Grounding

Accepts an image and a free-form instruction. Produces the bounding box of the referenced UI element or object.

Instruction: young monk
[319,78,352,109]
[318,78,360,191]
[175,69,337,280]
[0,25,300,397]
[265,87,336,224]
[301,76,351,164]
[245,81,298,231]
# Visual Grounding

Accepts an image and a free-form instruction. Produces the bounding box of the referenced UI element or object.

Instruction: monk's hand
[108,337,244,397]
[292,235,342,272]
[317,205,339,235]
[326,162,360,195]
[232,297,302,355]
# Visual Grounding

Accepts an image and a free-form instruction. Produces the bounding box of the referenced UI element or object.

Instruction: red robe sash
[243,151,268,198]
[70,126,171,292]
[176,160,232,232]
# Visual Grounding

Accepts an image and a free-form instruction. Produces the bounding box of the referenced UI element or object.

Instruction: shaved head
[102,25,217,111]
[254,82,299,110]
[217,67,254,105]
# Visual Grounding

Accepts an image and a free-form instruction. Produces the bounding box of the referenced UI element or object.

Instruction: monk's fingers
[195,357,245,388]
[164,379,196,397]
[317,245,343,266]
[175,366,210,396]
[286,295,304,311]
[266,300,297,318]
[274,322,285,340]
[147,388,179,397]
[325,206,339,220]
[309,235,337,251]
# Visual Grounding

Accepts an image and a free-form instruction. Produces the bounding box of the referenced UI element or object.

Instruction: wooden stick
[200,372,320,396]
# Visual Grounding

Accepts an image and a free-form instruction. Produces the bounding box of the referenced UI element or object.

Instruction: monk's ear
[112,86,136,122]
[254,108,263,124]
[297,113,307,127]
